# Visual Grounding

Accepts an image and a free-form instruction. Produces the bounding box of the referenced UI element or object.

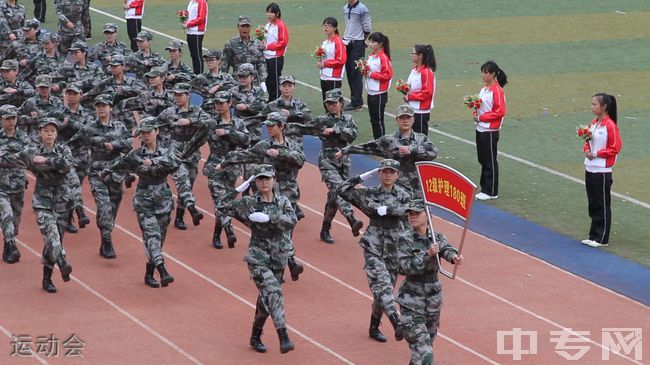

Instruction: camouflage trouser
[364,250,399,319]
[66,168,84,211]
[276,179,298,257]
[89,175,123,239]
[59,29,86,54]
[137,212,171,266]
[249,264,286,330]
[82,0,91,35]
[401,307,440,365]
[207,171,238,226]
[402,173,423,200]
[34,208,68,267]
[0,191,24,244]
[72,150,89,209]
[172,161,198,208]
[321,159,354,223]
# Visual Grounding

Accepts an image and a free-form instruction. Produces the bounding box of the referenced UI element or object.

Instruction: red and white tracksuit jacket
[185,0,208,35]
[406,65,435,113]
[264,19,288,59]
[125,0,144,19]
[320,35,347,81]
[476,83,506,132]
[365,50,392,95]
[583,116,622,173]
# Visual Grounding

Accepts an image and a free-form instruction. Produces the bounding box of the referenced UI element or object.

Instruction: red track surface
[1,150,649,364]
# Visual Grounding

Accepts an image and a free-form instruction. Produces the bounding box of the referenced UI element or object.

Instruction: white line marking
[0,323,50,365]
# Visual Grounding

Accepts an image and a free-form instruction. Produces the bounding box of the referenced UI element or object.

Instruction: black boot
[320,221,335,244]
[295,205,305,220]
[145,263,160,288]
[42,266,57,293]
[187,205,204,226]
[369,315,387,342]
[287,256,303,281]
[156,263,174,287]
[65,211,78,233]
[277,328,295,354]
[174,207,187,230]
[223,222,237,248]
[250,325,267,353]
[2,240,21,264]
[99,237,116,259]
[212,222,223,249]
[346,215,364,237]
[56,255,72,282]
[76,206,90,229]
[388,313,405,341]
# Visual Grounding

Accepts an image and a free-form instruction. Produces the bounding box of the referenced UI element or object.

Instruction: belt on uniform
[36,177,64,187]
[91,151,115,161]
[405,273,437,283]
[137,176,167,186]
[369,217,400,229]
[251,229,282,239]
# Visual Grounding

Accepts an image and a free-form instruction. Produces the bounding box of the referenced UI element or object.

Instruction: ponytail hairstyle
[481,60,508,88]
[414,44,436,72]
[368,32,390,59]
[266,3,281,18]
[322,17,339,35]
[593,93,618,124]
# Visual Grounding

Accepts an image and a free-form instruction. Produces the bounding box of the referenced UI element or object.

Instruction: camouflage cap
[237,15,252,25]
[379,158,400,171]
[165,40,183,51]
[68,41,88,52]
[262,112,287,126]
[35,74,52,88]
[94,94,114,105]
[395,104,415,117]
[108,54,126,65]
[406,199,426,213]
[171,83,192,94]
[136,117,159,133]
[103,23,118,33]
[324,88,344,103]
[122,97,144,112]
[38,117,60,129]
[22,18,40,30]
[65,82,83,93]
[279,75,295,84]
[144,67,166,78]
[41,32,59,43]
[135,30,153,41]
[202,49,222,60]
[255,164,276,178]
[0,59,19,71]
[214,90,233,103]
[0,105,18,118]
[237,63,255,76]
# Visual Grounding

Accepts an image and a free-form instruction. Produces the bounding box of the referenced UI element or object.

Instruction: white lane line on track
[0,323,50,365]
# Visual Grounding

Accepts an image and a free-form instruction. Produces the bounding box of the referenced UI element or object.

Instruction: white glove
[235,175,255,193]
[376,206,388,216]
[360,168,380,181]
[248,212,270,223]
[260,82,268,93]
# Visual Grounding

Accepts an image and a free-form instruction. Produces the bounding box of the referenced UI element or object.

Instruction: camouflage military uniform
[18,90,63,144]
[162,60,193,89]
[221,36,267,86]
[5,36,41,70]
[139,87,174,118]
[0,59,36,107]
[397,227,459,365]
[0,17,12,56]
[126,31,165,80]
[263,94,312,149]
[56,0,87,53]
[0,1,26,33]
[88,40,129,74]
[18,46,65,87]
[85,73,146,130]
[192,71,238,102]
[56,44,103,93]
[230,84,267,144]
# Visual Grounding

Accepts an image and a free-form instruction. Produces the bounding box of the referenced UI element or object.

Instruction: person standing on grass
[404,44,436,135]
[124,0,144,52]
[317,17,346,106]
[472,60,507,201]
[342,0,371,111]
[364,31,392,139]
[182,0,208,75]
[262,2,288,102]
[581,93,622,248]
[221,16,268,91]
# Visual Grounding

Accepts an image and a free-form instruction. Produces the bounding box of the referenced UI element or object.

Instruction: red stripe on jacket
[407,65,435,111]
[265,19,289,57]
[186,0,208,33]
[366,50,392,95]
[479,83,506,129]
[322,35,347,79]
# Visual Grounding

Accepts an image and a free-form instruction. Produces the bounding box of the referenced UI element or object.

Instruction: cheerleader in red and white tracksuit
[581,93,622,248]
[183,0,208,74]
[124,0,145,51]
[405,44,436,135]
[264,3,289,101]
[473,60,507,201]
[318,17,347,104]
[364,32,392,139]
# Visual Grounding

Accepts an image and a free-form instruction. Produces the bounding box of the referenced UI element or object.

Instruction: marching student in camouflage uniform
[0,16,15,58]
[182,91,250,249]
[56,0,87,54]
[217,164,296,354]
[221,16,267,89]
[134,67,174,119]
[230,63,267,145]
[88,23,130,75]
[0,118,73,293]
[126,30,165,80]
[0,59,35,107]
[157,82,205,230]
[162,40,194,89]
[101,117,179,288]
[57,41,103,93]
[0,105,29,264]
[191,49,237,106]
[0,0,26,34]
[18,75,63,145]
[397,199,463,365]
[286,88,362,243]
[336,105,438,199]
[337,159,411,343]
[218,112,304,281]
[67,94,133,259]
[18,32,64,89]
[4,19,41,71]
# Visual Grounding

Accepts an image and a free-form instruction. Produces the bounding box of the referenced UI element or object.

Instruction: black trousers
[186,34,204,74]
[265,56,284,102]
[344,40,365,108]
[475,130,499,196]
[126,18,142,52]
[413,113,430,135]
[367,93,387,139]
[320,79,342,111]
[33,0,46,22]
[585,171,613,244]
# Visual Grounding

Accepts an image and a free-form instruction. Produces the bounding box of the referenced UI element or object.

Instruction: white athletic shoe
[581,239,594,245]
[585,240,609,248]
[475,192,498,201]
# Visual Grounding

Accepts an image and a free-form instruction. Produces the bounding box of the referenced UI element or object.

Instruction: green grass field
[29,1,650,265]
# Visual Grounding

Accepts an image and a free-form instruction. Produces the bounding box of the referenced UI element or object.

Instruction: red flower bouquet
[311,46,326,61]
[395,79,410,95]
[254,25,267,41]
[176,10,189,23]
[354,59,369,76]
[576,125,593,143]
[463,95,482,110]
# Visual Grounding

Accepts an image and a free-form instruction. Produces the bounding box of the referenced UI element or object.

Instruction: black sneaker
[343,104,363,111]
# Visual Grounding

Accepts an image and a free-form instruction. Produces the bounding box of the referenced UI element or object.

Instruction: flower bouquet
[254,25,267,41]
[176,10,189,23]
[354,58,369,76]
[395,79,409,95]
[576,125,593,143]
[311,46,326,61]
[463,95,482,110]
